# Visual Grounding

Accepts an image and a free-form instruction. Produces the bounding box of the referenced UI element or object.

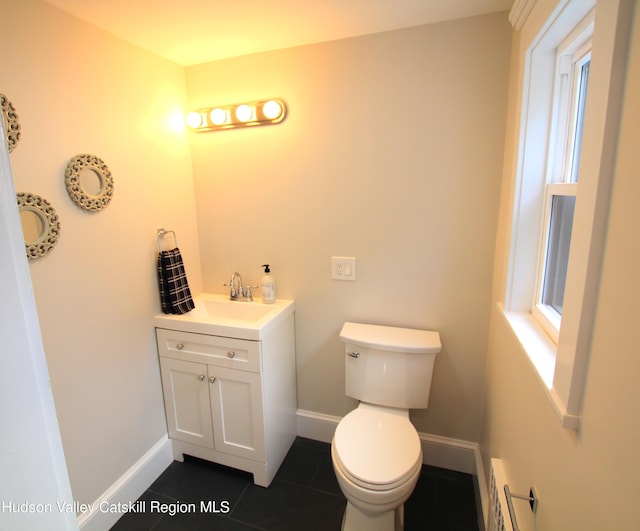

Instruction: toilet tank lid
[340,322,441,353]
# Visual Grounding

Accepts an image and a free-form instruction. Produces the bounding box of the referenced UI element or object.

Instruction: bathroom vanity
[154,294,296,487]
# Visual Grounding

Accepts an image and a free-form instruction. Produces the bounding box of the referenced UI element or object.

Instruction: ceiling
[43,0,513,66]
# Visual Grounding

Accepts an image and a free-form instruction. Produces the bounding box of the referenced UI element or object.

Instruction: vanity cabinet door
[160,357,214,449]
[208,366,265,462]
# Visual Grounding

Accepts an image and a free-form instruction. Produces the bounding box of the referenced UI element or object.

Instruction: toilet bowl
[331,404,422,531]
[331,322,441,531]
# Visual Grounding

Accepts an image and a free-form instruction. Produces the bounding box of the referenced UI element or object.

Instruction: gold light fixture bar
[186,99,287,132]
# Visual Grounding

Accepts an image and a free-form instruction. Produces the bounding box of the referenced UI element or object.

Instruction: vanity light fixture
[186,99,287,132]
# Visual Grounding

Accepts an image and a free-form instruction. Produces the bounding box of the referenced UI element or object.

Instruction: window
[503,0,631,429]
[533,33,591,341]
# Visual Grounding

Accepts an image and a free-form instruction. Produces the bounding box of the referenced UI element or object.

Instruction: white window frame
[532,30,591,342]
[503,0,632,429]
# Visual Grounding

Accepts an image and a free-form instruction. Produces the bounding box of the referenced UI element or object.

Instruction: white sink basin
[154,293,295,340]
[201,299,274,322]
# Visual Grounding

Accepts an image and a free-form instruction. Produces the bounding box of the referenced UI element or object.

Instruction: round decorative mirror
[1,93,21,153]
[65,154,113,212]
[17,192,61,260]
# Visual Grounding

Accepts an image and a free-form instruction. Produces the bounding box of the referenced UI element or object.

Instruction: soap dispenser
[260,264,276,304]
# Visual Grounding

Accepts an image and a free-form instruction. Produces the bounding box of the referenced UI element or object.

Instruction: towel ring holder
[157,228,178,252]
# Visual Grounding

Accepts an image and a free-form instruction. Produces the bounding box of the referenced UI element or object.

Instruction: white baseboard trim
[419,432,478,475]
[296,409,342,443]
[296,409,480,475]
[77,435,173,531]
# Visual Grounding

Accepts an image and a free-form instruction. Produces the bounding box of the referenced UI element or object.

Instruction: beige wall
[6,1,639,526]
[4,0,514,510]
[186,13,512,441]
[1,0,201,505]
[481,1,639,529]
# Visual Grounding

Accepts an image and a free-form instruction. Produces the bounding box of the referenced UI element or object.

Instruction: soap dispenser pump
[260,264,276,304]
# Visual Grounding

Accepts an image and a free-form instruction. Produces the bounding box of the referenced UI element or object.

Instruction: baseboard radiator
[489,458,538,531]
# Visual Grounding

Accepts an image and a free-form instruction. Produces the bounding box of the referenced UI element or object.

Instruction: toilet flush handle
[347,351,360,358]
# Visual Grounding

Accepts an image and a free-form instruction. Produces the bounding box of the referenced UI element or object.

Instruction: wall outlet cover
[332,256,356,281]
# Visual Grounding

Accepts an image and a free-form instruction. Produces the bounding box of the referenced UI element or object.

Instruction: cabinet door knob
[209,376,216,384]
[198,374,205,381]
[176,343,184,350]
[227,351,235,358]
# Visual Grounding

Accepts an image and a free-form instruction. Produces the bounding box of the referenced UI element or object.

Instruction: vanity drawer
[156,328,261,373]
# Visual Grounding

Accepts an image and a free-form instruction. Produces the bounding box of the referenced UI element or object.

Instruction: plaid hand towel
[157,248,195,315]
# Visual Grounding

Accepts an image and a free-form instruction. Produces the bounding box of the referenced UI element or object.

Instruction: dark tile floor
[112,437,479,530]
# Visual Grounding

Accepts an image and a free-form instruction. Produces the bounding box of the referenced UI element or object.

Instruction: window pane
[542,195,576,314]
[570,59,590,183]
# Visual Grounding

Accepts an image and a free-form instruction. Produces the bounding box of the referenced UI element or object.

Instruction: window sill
[498,304,581,430]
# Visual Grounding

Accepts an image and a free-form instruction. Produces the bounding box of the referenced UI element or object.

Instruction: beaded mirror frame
[1,93,21,153]
[65,154,113,212]
[17,192,61,260]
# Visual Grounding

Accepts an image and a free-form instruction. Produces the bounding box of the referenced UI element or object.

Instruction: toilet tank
[340,322,441,409]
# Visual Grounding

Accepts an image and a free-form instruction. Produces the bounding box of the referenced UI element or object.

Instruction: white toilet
[331,322,441,531]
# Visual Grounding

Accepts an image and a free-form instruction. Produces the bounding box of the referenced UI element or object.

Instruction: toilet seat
[333,407,422,491]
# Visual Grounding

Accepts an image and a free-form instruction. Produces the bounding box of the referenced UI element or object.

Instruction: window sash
[534,183,577,340]
[532,39,590,341]
[568,57,590,183]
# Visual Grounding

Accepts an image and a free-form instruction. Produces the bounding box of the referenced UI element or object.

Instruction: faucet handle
[245,285,259,301]
[223,280,237,298]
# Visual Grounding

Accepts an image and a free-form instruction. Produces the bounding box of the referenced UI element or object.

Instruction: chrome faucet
[229,272,244,299]
[225,272,254,301]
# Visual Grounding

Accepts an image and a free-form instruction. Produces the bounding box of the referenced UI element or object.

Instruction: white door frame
[0,127,77,529]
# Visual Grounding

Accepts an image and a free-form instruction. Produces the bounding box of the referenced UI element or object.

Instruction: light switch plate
[332,256,357,281]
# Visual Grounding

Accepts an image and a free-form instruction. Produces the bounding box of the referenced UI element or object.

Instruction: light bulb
[235,104,254,122]
[186,111,204,129]
[262,100,283,120]
[209,108,228,126]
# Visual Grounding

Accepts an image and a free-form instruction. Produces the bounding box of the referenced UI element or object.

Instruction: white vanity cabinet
[155,310,296,487]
